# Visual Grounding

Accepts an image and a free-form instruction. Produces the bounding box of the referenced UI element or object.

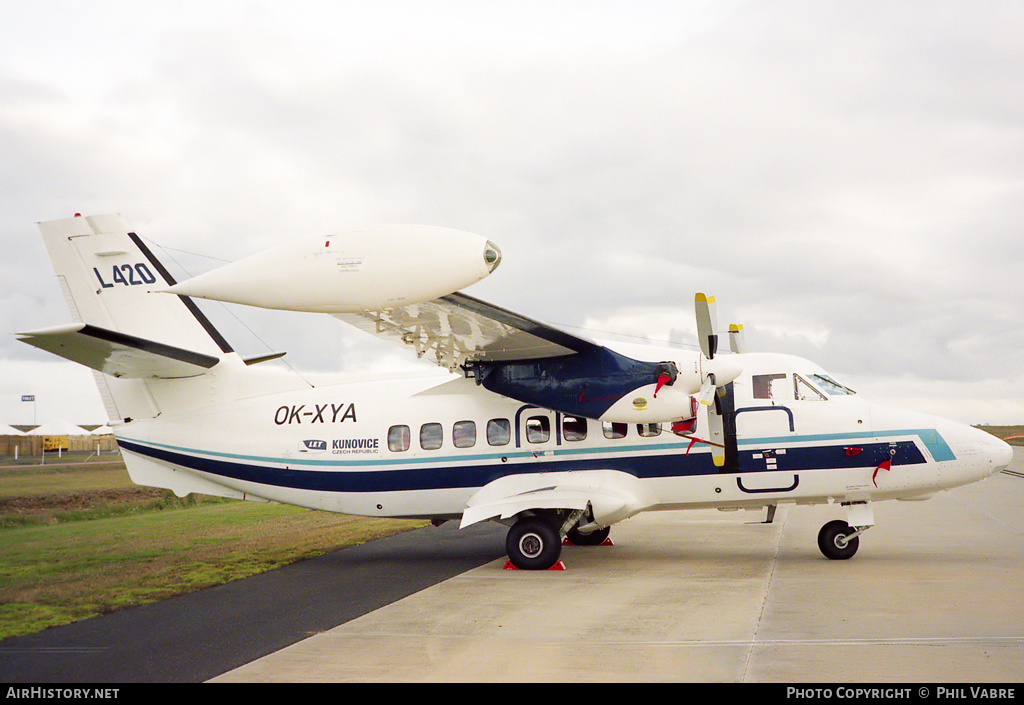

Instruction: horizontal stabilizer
[17,323,220,379]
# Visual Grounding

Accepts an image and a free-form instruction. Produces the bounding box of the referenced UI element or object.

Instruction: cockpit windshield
[809,373,856,396]
[751,371,857,401]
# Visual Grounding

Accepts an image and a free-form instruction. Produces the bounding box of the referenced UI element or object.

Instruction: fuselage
[113,348,1013,523]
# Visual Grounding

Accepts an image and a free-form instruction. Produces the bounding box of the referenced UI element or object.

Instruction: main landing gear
[504,509,611,570]
[505,516,562,570]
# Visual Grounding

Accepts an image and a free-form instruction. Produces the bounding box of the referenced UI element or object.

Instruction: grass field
[978,425,1024,445]
[0,456,426,640]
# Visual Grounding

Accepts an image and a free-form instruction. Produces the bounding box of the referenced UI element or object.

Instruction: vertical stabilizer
[30,214,236,421]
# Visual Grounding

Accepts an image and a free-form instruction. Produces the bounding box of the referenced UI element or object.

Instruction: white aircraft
[19,214,1013,570]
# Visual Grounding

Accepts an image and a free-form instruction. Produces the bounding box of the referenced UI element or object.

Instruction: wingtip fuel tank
[161,225,501,313]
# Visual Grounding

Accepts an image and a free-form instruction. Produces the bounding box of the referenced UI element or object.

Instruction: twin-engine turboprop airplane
[19,214,1013,570]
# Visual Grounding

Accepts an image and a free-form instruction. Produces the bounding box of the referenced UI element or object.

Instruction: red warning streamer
[872,460,891,487]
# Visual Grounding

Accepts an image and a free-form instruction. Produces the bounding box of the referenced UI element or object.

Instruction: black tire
[506,516,562,570]
[818,519,859,560]
[566,525,611,546]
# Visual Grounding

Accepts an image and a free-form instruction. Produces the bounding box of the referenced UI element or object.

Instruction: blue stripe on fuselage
[739,429,956,463]
[118,427,953,495]
[119,438,718,492]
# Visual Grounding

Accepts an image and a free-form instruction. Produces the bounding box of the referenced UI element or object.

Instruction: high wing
[332,291,599,371]
[333,290,740,427]
[150,223,740,426]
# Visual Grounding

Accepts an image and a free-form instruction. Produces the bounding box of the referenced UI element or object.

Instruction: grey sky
[2,1,1022,426]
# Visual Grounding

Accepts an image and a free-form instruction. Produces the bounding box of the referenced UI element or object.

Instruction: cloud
[2,1,1023,425]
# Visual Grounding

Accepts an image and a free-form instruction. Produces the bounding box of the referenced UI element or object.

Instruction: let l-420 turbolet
[19,213,1013,570]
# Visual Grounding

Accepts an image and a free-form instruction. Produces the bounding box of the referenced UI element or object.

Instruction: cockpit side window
[752,373,788,400]
[794,374,827,401]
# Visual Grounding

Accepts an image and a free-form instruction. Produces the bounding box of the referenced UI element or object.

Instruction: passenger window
[794,374,827,401]
[562,416,587,441]
[602,421,627,439]
[388,425,410,452]
[487,418,511,446]
[637,423,661,437]
[453,420,476,448]
[752,373,788,400]
[526,416,550,443]
[420,422,443,450]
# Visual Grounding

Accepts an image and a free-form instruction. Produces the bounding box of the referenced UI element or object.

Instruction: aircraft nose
[972,427,1014,475]
[988,434,1014,471]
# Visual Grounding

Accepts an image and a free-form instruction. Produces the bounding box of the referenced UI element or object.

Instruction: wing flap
[18,323,220,379]
[333,291,598,370]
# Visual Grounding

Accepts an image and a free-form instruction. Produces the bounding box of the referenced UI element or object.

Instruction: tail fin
[19,213,236,422]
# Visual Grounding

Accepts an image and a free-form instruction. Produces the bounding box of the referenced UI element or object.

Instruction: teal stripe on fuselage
[118,427,953,472]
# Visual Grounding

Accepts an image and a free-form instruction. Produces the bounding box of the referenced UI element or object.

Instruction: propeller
[694,292,732,467]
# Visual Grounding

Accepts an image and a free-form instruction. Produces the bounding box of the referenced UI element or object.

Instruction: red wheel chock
[503,560,566,571]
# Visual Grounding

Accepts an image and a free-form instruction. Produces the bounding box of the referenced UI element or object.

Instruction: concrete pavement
[213,450,1023,682]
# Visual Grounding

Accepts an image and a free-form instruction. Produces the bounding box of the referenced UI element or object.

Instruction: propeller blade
[728,323,745,354]
[706,403,725,467]
[694,293,718,360]
[697,373,716,406]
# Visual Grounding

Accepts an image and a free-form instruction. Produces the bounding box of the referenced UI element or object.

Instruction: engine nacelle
[160,225,501,313]
[597,383,698,424]
[477,347,742,425]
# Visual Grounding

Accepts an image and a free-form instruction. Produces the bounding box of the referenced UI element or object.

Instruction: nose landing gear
[818,502,874,560]
[818,520,861,559]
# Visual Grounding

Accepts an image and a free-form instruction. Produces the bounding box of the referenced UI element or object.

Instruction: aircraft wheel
[817,519,859,560]
[506,516,562,570]
[566,525,610,546]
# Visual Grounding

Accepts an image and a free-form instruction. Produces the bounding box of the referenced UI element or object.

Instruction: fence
[1,434,119,460]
